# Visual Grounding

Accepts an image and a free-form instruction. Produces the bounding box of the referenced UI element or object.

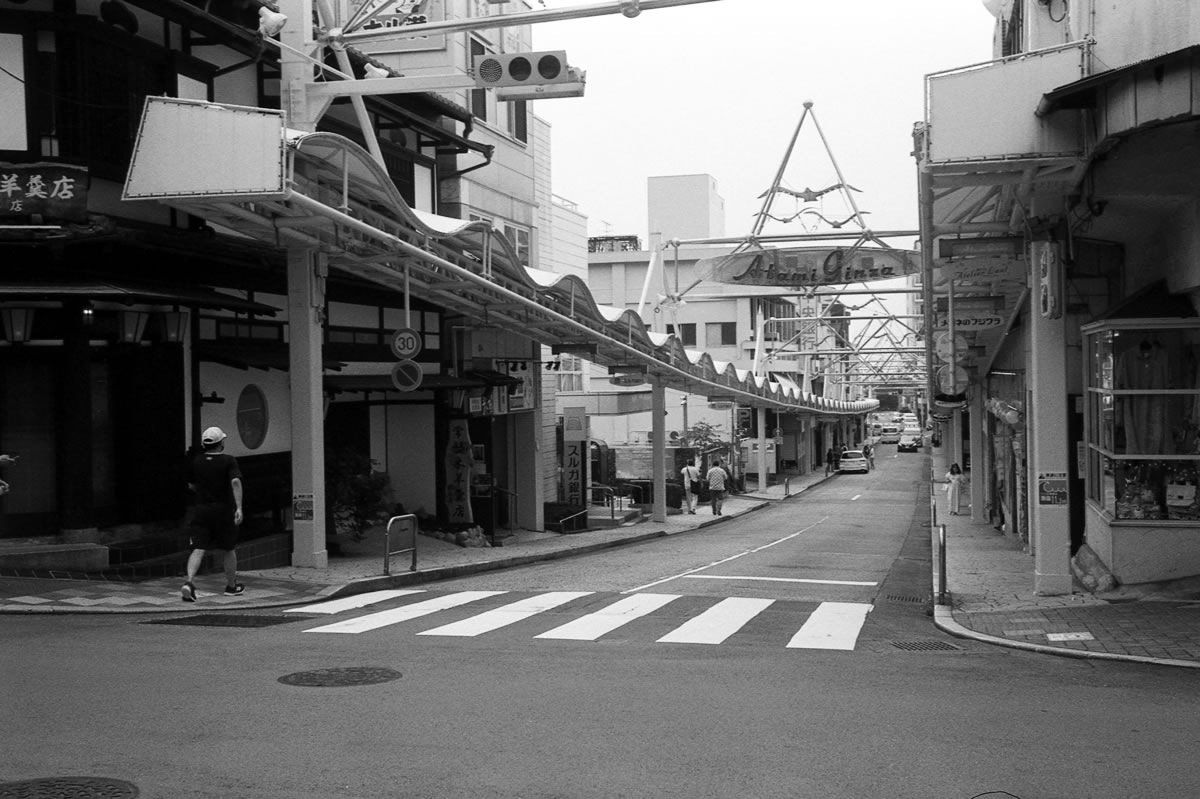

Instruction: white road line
[786,602,873,650]
[656,597,775,645]
[535,593,682,641]
[304,590,505,634]
[623,516,830,593]
[418,591,593,637]
[851,494,862,501]
[682,575,877,586]
[283,589,425,614]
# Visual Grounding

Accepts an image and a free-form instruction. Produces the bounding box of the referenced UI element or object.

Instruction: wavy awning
[124,97,876,415]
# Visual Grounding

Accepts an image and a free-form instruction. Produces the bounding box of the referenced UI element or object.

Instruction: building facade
[920,0,1200,588]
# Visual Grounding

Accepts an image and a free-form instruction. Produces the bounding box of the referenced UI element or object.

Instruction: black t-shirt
[189,452,242,506]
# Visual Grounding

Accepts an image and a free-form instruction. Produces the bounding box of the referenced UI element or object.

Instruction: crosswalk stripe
[656,597,775,645]
[304,590,505,634]
[418,591,594,637]
[786,602,873,650]
[535,593,682,641]
[284,589,425,615]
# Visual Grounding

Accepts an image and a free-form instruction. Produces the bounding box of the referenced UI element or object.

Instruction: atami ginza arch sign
[699,246,920,288]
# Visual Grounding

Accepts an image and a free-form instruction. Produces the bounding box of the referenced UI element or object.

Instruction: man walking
[825,446,835,476]
[706,458,728,516]
[181,427,245,602]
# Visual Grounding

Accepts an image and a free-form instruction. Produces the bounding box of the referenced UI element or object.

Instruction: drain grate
[278,666,402,687]
[0,776,139,798]
[891,639,962,652]
[885,594,927,604]
[141,613,299,628]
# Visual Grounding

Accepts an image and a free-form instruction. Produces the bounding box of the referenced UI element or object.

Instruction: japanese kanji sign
[0,162,89,222]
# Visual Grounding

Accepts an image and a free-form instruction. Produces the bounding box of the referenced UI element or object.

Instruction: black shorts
[189,503,239,551]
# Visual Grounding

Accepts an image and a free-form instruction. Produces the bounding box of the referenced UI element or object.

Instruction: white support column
[1028,242,1072,595]
[288,249,329,568]
[757,407,769,491]
[969,386,985,521]
[651,380,667,522]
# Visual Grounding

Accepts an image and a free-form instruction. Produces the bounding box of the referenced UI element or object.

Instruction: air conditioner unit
[473,51,574,88]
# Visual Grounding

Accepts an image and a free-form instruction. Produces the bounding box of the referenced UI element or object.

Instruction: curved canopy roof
[124,97,876,415]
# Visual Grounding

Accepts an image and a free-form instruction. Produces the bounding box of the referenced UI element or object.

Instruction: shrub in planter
[325,448,391,542]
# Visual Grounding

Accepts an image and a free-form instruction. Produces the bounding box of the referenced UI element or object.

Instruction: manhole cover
[278,666,402,687]
[0,776,138,798]
[141,614,299,628]
[891,640,961,652]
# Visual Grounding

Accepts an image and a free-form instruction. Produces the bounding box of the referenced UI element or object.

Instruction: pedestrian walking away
[706,458,728,516]
[945,462,966,516]
[181,427,245,602]
[825,446,835,476]
[680,458,702,514]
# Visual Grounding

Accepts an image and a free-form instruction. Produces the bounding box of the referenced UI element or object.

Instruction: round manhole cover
[0,777,139,798]
[278,666,402,687]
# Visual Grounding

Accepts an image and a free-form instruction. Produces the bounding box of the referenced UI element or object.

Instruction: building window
[470,39,489,122]
[1083,320,1200,521]
[236,384,269,450]
[506,99,528,142]
[503,224,530,267]
[667,323,696,347]
[557,354,584,392]
[705,322,736,347]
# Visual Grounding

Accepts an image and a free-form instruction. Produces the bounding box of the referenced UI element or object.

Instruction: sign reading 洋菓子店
[1,162,89,222]
[697,246,919,288]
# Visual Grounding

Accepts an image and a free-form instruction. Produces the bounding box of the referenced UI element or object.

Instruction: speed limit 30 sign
[390,327,422,360]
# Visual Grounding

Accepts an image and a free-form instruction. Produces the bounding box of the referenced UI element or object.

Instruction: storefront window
[1083,320,1200,521]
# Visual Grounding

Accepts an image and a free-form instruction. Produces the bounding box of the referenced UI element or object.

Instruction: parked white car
[838,450,870,473]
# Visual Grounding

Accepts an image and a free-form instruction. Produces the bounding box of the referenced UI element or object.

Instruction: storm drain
[278,666,402,687]
[0,776,138,798]
[884,594,927,604]
[141,613,300,628]
[891,639,962,652]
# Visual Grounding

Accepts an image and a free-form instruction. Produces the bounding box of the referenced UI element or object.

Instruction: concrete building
[918,0,1200,590]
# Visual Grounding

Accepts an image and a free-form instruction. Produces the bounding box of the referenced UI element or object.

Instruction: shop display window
[1083,320,1200,521]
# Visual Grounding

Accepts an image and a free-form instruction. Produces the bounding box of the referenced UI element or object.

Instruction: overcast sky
[533,0,997,244]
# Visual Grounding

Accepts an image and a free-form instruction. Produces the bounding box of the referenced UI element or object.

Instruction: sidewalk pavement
[928,448,1200,669]
[4,457,1199,670]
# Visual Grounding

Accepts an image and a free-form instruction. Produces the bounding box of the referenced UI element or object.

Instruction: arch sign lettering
[698,246,919,288]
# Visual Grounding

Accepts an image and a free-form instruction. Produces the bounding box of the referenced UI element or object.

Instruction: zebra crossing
[284,589,874,650]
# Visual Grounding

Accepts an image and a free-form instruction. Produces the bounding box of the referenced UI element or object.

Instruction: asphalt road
[5,448,1200,799]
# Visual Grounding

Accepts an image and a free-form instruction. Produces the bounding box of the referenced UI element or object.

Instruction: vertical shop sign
[445,419,474,523]
[563,406,588,506]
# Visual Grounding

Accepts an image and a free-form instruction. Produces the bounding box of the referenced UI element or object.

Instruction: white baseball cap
[201,426,227,445]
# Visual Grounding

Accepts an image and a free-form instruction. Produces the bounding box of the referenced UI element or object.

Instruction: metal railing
[590,484,618,521]
[930,466,947,606]
[382,513,418,575]
[936,523,948,606]
[549,506,590,534]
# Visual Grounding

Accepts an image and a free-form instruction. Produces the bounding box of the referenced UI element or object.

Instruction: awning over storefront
[0,278,279,315]
[122,97,876,416]
[1036,45,1200,116]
